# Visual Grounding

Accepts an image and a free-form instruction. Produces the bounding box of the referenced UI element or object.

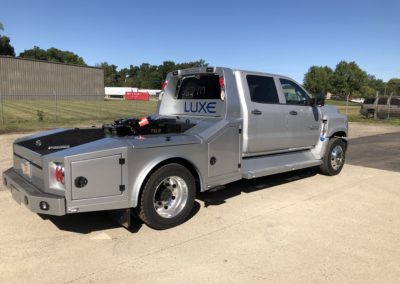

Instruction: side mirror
[312,92,325,107]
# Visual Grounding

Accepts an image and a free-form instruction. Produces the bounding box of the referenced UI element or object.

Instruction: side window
[378,98,388,105]
[246,75,279,104]
[363,98,375,104]
[280,79,310,105]
[390,98,400,106]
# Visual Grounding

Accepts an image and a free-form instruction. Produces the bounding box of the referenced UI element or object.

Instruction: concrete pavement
[1,122,400,283]
[1,163,399,283]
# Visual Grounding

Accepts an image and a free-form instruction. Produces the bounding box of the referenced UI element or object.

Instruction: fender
[129,155,205,208]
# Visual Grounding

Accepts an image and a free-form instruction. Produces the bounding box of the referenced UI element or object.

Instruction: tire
[320,138,346,176]
[366,110,374,118]
[137,163,196,230]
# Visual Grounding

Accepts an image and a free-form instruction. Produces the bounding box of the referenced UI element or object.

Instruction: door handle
[251,109,262,115]
[289,110,298,115]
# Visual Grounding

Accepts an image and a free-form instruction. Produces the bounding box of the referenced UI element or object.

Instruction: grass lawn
[1,98,399,133]
[0,99,158,133]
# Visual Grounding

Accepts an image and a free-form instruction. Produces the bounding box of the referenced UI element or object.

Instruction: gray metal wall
[0,56,104,100]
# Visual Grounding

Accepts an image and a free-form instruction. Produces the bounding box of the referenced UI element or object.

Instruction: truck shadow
[39,211,126,234]
[197,167,318,207]
[39,202,201,234]
[40,168,317,234]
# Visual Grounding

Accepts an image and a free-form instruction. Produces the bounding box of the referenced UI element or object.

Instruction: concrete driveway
[1,123,399,283]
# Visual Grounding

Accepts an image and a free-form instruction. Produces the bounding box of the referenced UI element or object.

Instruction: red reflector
[162,81,167,90]
[139,117,149,127]
[55,165,64,184]
[219,77,224,88]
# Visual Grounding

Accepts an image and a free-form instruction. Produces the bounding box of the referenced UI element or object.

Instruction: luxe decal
[184,101,216,114]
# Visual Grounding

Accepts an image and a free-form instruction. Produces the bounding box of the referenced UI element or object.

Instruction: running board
[241,150,322,179]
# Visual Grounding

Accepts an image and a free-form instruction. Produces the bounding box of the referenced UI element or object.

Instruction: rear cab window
[176,74,221,100]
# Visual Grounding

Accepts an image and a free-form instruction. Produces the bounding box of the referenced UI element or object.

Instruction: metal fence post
[0,90,4,125]
[374,91,379,120]
[387,93,393,120]
[54,90,58,122]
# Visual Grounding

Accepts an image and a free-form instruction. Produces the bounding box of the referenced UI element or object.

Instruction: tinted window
[246,75,279,104]
[378,98,388,105]
[280,79,310,105]
[363,98,375,104]
[390,98,400,106]
[176,74,221,100]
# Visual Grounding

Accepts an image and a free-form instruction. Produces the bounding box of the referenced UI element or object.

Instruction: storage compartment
[208,126,240,178]
[71,154,123,200]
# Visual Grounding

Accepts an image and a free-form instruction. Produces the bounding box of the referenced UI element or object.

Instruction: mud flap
[108,208,132,229]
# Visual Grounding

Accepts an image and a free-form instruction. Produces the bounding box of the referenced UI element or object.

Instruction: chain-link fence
[0,56,158,132]
[0,93,157,133]
[373,94,400,120]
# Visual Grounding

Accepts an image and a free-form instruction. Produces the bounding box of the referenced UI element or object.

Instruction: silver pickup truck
[3,67,348,230]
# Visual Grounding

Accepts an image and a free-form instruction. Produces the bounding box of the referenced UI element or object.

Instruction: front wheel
[137,164,196,230]
[320,138,346,176]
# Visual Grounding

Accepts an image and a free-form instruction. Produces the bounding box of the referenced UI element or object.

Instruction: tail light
[55,165,65,184]
[50,162,65,190]
[162,81,167,90]
[219,76,224,88]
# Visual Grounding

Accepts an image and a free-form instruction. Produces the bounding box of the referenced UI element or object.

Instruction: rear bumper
[2,168,66,216]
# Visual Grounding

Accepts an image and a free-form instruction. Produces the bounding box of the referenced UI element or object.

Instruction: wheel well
[331,131,348,149]
[332,131,347,138]
[140,158,201,196]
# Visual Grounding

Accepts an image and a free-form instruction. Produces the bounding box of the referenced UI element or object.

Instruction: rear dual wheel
[137,164,196,230]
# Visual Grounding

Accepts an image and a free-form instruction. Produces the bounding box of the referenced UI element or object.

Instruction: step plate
[241,151,322,179]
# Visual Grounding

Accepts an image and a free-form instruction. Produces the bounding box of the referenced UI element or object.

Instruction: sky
[1,0,399,83]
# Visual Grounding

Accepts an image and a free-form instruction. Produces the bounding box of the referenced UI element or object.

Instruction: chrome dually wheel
[330,145,344,170]
[138,164,196,230]
[153,176,189,218]
[320,138,346,176]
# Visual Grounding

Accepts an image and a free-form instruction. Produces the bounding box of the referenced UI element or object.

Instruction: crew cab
[3,67,348,230]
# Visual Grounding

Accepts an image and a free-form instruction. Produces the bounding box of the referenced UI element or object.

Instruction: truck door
[241,73,291,154]
[278,78,320,148]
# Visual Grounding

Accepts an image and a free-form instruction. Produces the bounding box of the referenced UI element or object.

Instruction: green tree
[386,78,400,96]
[331,61,368,99]
[0,21,16,56]
[303,66,333,95]
[98,59,209,87]
[19,46,86,65]
[97,62,120,86]
[362,75,385,97]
